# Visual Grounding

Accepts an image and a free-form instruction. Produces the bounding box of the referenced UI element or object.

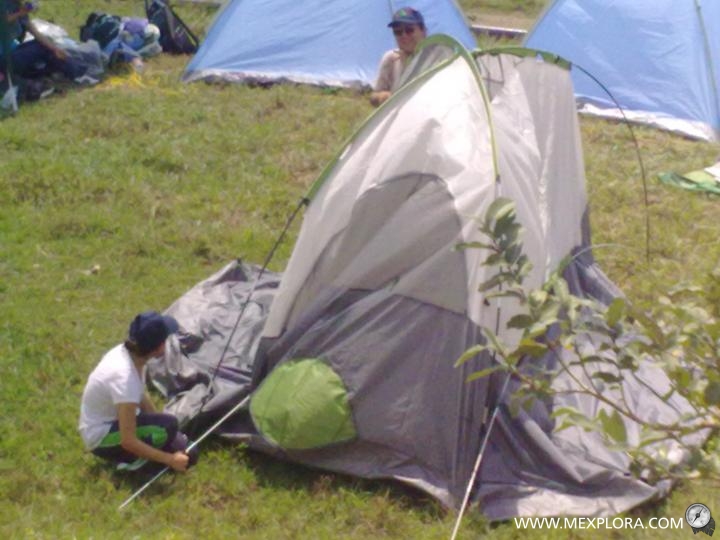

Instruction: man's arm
[5,4,31,24]
[139,392,158,414]
[23,18,67,59]
[369,50,399,107]
[117,403,189,471]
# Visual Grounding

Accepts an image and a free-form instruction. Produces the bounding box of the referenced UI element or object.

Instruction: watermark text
[514,516,684,530]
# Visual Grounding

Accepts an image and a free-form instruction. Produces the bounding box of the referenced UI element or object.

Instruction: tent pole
[184,196,308,429]
[449,370,511,540]
[118,394,251,511]
[120,197,307,510]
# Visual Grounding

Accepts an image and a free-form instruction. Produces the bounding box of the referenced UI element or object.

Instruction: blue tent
[525,0,720,141]
[182,0,476,88]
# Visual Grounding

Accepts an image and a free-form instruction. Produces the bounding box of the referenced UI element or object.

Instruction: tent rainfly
[182,0,476,88]
[524,0,720,141]
[151,37,701,520]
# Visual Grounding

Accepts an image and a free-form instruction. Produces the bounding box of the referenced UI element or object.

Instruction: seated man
[369,7,427,107]
[1,1,90,84]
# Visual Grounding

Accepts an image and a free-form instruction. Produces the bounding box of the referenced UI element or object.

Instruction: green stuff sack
[250,358,356,450]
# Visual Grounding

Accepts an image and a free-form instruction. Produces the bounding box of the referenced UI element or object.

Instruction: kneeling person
[79,311,193,472]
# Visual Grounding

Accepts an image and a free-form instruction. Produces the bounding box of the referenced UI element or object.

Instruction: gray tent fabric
[148,38,701,520]
[148,261,279,428]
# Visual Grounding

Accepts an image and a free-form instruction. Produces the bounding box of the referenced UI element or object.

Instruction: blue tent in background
[182,0,475,88]
[525,0,720,141]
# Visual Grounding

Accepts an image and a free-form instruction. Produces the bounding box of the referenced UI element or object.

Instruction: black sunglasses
[392,26,417,37]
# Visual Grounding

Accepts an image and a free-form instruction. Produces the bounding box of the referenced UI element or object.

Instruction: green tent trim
[250,358,356,450]
[658,170,720,195]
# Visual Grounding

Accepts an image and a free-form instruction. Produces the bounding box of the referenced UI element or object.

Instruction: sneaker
[73,74,100,86]
[21,78,53,102]
[116,457,148,472]
[39,85,55,100]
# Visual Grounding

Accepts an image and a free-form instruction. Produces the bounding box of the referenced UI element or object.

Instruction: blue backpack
[79,12,122,49]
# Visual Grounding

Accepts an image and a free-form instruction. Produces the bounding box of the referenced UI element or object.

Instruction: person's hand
[52,46,68,61]
[369,91,392,107]
[167,451,190,472]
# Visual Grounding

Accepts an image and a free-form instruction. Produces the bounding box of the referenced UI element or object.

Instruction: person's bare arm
[24,18,67,60]
[117,403,189,471]
[139,392,158,414]
[5,4,31,24]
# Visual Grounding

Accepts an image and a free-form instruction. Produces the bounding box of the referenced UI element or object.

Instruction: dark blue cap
[388,7,424,27]
[128,311,179,355]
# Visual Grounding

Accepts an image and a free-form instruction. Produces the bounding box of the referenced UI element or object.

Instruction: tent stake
[118,394,251,511]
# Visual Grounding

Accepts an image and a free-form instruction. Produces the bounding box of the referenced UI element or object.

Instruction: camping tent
[151,37,700,519]
[182,0,476,88]
[524,0,720,141]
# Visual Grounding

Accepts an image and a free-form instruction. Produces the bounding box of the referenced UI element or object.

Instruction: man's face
[151,340,167,359]
[392,24,426,55]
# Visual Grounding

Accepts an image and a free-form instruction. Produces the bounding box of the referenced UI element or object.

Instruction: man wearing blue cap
[370,7,427,106]
[79,311,195,473]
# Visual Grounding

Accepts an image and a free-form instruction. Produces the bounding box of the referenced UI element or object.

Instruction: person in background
[369,7,427,107]
[79,311,196,473]
[0,1,91,83]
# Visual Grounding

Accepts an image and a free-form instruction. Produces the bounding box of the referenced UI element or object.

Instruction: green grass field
[2,1,720,538]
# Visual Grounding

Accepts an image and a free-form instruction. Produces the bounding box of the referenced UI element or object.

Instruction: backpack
[79,12,122,50]
[145,0,199,55]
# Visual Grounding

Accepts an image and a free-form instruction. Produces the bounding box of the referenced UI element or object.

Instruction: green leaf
[598,409,627,443]
[454,344,490,367]
[477,274,503,293]
[466,365,505,382]
[592,372,624,384]
[483,251,505,267]
[515,339,549,358]
[484,197,515,229]
[606,298,626,328]
[517,259,533,279]
[495,222,522,246]
[528,290,549,308]
[507,314,534,330]
[674,368,692,391]
[455,241,494,251]
[484,328,509,358]
[504,244,522,265]
[485,289,527,302]
[703,381,720,406]
[554,255,573,275]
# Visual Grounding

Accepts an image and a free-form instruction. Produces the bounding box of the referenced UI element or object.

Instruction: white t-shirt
[373,49,408,93]
[78,344,144,450]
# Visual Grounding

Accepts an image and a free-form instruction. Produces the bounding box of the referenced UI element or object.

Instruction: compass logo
[686,503,715,536]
